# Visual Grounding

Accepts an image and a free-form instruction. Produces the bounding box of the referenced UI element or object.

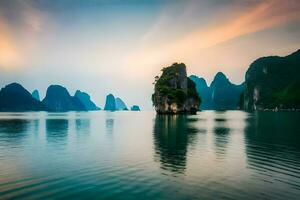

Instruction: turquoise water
[0,111,299,199]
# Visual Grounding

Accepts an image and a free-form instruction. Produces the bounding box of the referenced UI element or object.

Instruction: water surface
[0,111,299,199]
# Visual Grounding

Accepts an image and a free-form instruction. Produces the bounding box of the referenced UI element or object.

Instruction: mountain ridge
[75,90,100,111]
[0,83,47,111]
[190,72,244,110]
[42,85,86,112]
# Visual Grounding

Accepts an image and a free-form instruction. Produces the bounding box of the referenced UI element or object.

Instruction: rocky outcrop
[190,73,244,110]
[104,94,116,111]
[42,85,86,112]
[74,90,100,111]
[115,97,128,110]
[104,94,130,111]
[189,75,212,110]
[210,72,244,110]
[152,63,201,114]
[31,90,40,101]
[130,105,140,111]
[244,49,300,111]
[0,83,46,111]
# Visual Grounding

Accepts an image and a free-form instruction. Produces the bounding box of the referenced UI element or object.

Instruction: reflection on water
[46,119,69,143]
[0,119,30,145]
[244,112,300,195]
[245,112,300,148]
[75,119,90,135]
[106,118,114,135]
[213,114,230,159]
[0,119,29,134]
[0,111,299,200]
[153,115,198,174]
[33,119,39,133]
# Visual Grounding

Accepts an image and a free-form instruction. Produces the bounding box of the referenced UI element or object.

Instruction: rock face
[115,97,128,110]
[210,72,244,110]
[104,94,129,111]
[0,83,46,111]
[74,90,100,111]
[244,49,300,111]
[31,90,40,101]
[104,94,116,111]
[189,75,212,110]
[131,105,140,111]
[42,85,86,112]
[152,63,201,114]
[190,73,244,110]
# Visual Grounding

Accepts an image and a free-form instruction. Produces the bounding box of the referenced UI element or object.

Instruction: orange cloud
[169,0,300,58]
[0,19,22,70]
[124,0,300,80]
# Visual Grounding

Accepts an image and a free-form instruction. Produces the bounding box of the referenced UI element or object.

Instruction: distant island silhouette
[75,90,101,111]
[42,85,87,112]
[104,94,134,111]
[0,84,140,112]
[0,83,47,111]
[190,72,244,110]
[0,49,299,112]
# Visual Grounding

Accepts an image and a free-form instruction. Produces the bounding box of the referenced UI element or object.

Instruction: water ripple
[0,111,299,199]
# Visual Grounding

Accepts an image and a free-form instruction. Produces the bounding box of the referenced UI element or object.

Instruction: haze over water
[0,111,299,199]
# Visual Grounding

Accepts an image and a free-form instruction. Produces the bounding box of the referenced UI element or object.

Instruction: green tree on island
[152,63,201,114]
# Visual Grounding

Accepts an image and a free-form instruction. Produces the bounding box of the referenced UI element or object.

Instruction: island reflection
[46,119,69,143]
[153,115,199,174]
[213,114,230,159]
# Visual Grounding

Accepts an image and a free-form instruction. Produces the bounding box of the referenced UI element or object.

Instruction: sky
[0,0,300,110]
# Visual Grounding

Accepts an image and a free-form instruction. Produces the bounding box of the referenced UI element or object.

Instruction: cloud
[171,0,300,53]
[0,0,49,70]
[0,18,22,70]
[124,0,300,81]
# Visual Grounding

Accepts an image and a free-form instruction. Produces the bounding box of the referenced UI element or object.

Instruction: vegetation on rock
[244,49,300,111]
[152,63,201,114]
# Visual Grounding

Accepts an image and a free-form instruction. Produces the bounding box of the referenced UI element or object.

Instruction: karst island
[152,63,201,114]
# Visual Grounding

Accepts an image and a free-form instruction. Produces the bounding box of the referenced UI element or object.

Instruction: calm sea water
[0,111,299,200]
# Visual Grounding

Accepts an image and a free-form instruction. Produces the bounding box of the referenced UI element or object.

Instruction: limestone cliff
[104,94,116,111]
[0,83,46,111]
[115,97,128,110]
[31,90,40,101]
[42,85,86,112]
[244,49,300,111]
[152,63,201,114]
[190,73,244,110]
[75,90,100,111]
